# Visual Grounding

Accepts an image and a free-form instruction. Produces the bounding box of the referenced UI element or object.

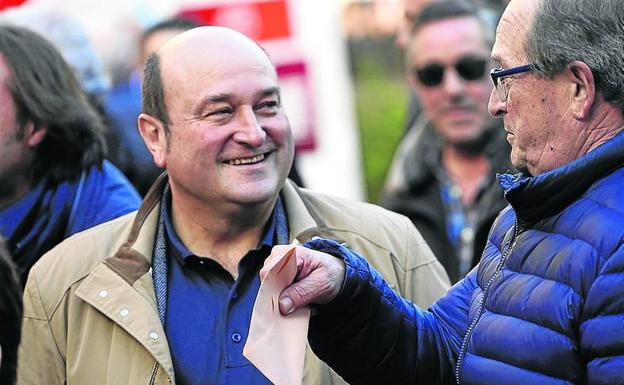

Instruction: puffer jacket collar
[498,129,624,227]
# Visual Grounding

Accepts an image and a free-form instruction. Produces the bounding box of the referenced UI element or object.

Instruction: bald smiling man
[16,27,449,385]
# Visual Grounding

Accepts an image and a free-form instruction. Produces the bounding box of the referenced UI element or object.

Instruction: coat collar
[101,172,320,285]
[498,130,624,227]
[104,171,166,285]
[75,173,320,379]
[281,180,320,243]
[75,172,174,378]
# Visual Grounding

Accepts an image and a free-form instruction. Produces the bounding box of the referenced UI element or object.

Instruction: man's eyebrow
[192,93,231,116]
[257,87,281,99]
[191,87,281,117]
[491,55,503,68]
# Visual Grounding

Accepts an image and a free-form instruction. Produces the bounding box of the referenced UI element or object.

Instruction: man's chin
[444,129,491,155]
[227,181,281,206]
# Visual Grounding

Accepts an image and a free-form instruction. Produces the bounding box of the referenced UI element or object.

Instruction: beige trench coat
[18,176,449,385]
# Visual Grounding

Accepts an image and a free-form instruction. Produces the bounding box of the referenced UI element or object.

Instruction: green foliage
[350,37,408,202]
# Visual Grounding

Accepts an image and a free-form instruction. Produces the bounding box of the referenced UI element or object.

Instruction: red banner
[0,0,26,11]
[178,0,291,42]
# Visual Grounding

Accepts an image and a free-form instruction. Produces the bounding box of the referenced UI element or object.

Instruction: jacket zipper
[149,362,160,385]
[455,220,519,384]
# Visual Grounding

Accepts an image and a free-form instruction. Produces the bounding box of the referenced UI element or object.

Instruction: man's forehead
[410,17,488,61]
[491,0,539,64]
[158,26,274,84]
[160,27,267,63]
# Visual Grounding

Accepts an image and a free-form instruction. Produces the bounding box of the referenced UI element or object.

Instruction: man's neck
[580,105,624,157]
[441,144,490,207]
[170,192,275,278]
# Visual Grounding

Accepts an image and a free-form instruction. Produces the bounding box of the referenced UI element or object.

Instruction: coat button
[149,332,159,340]
[231,332,242,343]
[99,289,108,298]
[120,308,129,317]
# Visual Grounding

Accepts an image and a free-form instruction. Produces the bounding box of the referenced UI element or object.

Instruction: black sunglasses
[412,56,488,87]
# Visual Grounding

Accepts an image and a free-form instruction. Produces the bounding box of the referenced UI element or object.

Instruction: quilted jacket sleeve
[581,243,624,385]
[306,238,475,385]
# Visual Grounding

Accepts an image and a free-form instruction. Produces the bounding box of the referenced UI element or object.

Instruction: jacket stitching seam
[32,271,67,364]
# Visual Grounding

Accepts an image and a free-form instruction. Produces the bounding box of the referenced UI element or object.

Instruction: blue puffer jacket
[307,131,624,385]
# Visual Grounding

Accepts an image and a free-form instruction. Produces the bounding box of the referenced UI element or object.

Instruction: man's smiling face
[157,28,294,208]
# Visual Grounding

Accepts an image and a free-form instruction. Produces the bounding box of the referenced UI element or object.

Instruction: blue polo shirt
[163,198,276,385]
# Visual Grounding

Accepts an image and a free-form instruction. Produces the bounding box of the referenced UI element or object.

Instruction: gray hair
[527,0,624,112]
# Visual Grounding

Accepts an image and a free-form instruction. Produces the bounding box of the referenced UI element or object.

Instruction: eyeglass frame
[490,64,533,101]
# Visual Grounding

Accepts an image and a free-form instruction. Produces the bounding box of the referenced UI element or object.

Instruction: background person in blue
[274,0,624,384]
[0,26,141,284]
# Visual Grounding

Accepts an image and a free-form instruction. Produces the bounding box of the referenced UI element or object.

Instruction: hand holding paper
[244,242,346,385]
[243,245,311,385]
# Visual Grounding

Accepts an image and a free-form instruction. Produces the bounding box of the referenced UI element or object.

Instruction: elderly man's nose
[488,86,506,117]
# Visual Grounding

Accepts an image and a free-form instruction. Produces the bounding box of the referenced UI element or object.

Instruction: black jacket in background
[380,118,513,282]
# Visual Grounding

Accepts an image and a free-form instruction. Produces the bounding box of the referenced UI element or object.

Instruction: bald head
[159,26,274,74]
[141,26,277,133]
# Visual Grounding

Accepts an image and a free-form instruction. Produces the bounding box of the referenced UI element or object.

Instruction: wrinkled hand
[262,245,345,315]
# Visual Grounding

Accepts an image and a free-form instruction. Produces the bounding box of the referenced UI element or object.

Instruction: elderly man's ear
[138,113,167,168]
[566,61,596,120]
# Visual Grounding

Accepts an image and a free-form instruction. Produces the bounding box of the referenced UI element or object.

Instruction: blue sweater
[308,131,624,385]
[0,160,141,283]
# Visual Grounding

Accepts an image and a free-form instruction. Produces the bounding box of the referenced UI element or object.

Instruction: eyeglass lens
[414,56,487,87]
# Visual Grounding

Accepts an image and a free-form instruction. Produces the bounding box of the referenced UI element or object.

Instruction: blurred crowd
[4,0,622,384]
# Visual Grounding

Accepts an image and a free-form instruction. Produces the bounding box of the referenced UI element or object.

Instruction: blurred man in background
[0,236,21,385]
[395,0,504,142]
[381,0,512,282]
[0,26,140,284]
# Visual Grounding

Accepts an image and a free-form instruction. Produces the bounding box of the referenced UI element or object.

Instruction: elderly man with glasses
[382,0,513,283]
[272,0,624,384]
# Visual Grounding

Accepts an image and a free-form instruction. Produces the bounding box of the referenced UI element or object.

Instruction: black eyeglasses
[412,56,488,87]
[490,64,533,101]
